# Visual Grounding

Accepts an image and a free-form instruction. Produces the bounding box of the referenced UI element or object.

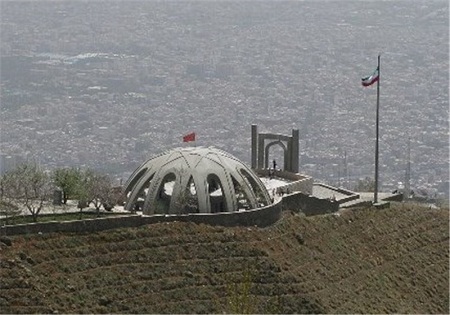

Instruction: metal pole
[405,136,411,200]
[374,54,380,203]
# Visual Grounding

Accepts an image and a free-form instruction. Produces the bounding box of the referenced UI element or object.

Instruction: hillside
[1,203,448,314]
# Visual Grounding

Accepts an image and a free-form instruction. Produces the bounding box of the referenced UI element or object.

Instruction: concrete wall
[382,193,403,202]
[282,192,339,216]
[0,189,348,237]
[0,199,283,236]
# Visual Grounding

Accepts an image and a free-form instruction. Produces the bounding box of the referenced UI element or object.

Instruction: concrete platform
[340,192,403,208]
[311,183,360,204]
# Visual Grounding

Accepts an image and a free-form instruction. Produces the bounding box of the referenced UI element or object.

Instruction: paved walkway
[311,185,352,201]
[340,192,400,208]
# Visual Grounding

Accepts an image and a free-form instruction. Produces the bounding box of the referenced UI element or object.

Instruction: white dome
[124,146,271,214]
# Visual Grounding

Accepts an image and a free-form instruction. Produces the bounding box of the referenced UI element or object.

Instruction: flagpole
[374,54,380,204]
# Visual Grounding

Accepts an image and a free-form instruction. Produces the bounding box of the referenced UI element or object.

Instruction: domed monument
[123,146,272,215]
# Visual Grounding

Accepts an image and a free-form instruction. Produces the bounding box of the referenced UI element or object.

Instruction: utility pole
[404,137,411,200]
[344,150,348,189]
[374,54,381,203]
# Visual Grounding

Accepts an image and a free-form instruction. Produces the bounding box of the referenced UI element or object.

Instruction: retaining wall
[0,199,282,236]
[282,191,339,216]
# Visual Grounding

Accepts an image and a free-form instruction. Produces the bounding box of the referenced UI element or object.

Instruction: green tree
[52,167,84,204]
[175,170,199,214]
[69,169,116,218]
[1,163,53,222]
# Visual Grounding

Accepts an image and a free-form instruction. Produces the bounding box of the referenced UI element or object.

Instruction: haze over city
[1,0,448,198]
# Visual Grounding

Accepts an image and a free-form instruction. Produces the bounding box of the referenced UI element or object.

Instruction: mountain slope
[1,203,448,314]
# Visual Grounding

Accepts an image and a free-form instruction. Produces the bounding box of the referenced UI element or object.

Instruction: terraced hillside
[1,204,448,314]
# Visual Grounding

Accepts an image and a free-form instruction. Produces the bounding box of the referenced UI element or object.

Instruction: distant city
[1,1,448,198]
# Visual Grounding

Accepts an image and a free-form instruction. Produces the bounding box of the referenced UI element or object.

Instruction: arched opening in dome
[178,176,200,214]
[240,169,269,207]
[124,167,147,197]
[131,173,155,212]
[125,169,154,212]
[155,172,176,214]
[133,172,155,212]
[231,175,251,210]
[207,174,226,213]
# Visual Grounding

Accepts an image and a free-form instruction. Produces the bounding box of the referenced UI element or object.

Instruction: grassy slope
[1,203,448,314]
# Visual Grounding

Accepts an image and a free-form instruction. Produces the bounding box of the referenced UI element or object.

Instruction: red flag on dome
[183,132,196,142]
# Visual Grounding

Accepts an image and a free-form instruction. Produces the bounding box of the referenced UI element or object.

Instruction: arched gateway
[251,124,299,173]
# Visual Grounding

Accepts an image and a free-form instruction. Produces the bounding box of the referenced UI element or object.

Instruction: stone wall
[1,187,349,237]
[282,192,339,216]
[0,199,283,236]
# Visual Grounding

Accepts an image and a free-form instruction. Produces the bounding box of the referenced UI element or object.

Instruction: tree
[84,171,114,216]
[174,169,199,214]
[52,167,84,204]
[176,181,199,214]
[0,198,20,225]
[1,163,53,222]
[53,168,114,217]
[73,169,92,219]
[77,198,89,219]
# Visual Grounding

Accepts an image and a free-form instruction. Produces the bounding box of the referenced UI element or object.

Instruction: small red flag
[183,132,196,142]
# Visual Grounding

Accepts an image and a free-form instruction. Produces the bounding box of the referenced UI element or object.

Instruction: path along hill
[1,203,448,314]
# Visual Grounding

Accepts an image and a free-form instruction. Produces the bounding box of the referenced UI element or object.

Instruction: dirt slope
[1,203,448,314]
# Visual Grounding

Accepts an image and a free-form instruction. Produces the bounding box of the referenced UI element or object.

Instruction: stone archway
[264,140,288,171]
[251,124,299,173]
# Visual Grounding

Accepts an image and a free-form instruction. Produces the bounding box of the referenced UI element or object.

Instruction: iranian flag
[361,67,379,87]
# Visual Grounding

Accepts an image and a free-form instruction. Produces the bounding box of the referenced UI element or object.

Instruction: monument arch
[251,124,299,173]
